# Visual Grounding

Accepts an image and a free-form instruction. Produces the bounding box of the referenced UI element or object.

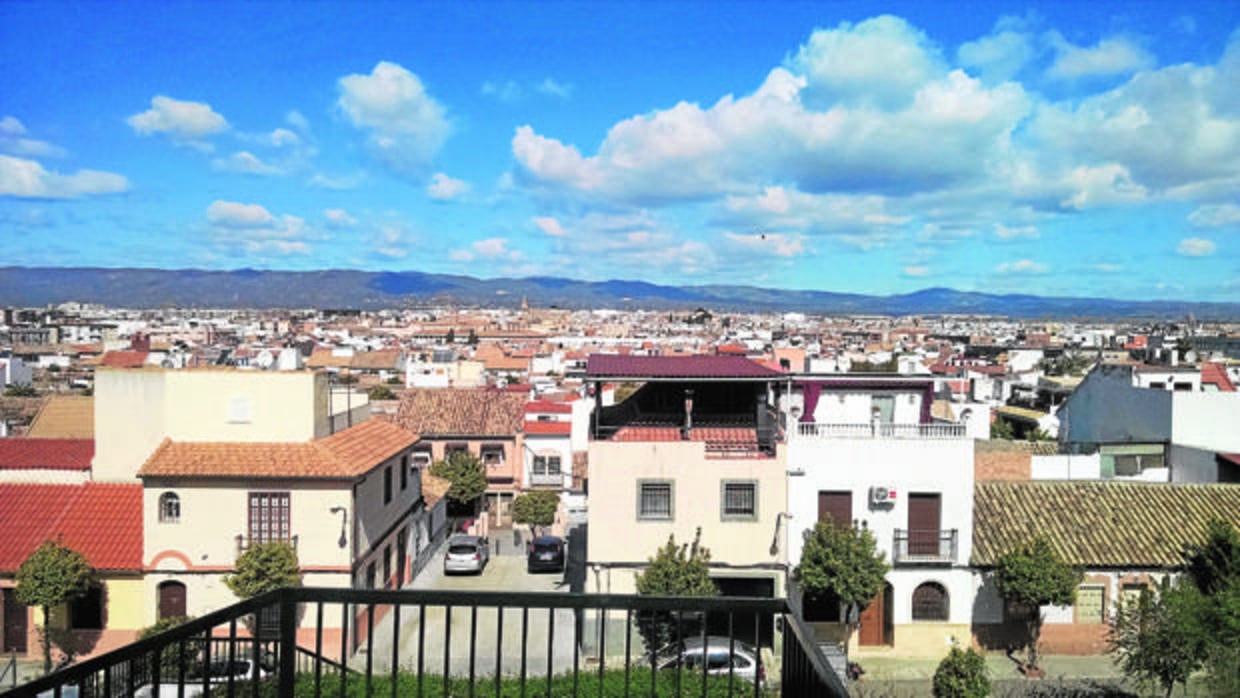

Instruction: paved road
[355,531,585,680]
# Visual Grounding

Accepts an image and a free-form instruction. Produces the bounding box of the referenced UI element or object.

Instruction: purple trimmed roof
[587,354,784,379]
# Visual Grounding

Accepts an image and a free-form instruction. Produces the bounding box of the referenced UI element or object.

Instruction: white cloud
[207,200,275,228]
[375,224,410,258]
[788,15,945,109]
[533,216,566,237]
[536,78,572,99]
[285,110,311,134]
[211,151,279,175]
[0,154,129,198]
[323,208,357,228]
[1060,164,1148,209]
[1177,237,1216,256]
[127,96,228,141]
[723,231,804,257]
[903,265,930,276]
[268,128,302,148]
[482,80,522,102]
[206,200,310,255]
[957,28,1037,84]
[1188,203,1240,228]
[307,172,362,190]
[995,259,1048,274]
[993,223,1039,240]
[427,172,469,200]
[1091,263,1123,273]
[450,238,521,263]
[1046,33,1154,80]
[0,116,67,158]
[337,61,450,172]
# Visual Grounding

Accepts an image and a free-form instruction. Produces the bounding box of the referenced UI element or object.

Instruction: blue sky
[2,1,1239,302]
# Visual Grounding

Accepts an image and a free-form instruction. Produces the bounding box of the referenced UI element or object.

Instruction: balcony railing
[796,422,967,440]
[3,587,849,698]
[528,471,565,487]
[893,529,959,564]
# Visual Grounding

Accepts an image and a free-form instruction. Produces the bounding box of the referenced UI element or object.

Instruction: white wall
[1171,392,1240,452]
[1030,453,1102,480]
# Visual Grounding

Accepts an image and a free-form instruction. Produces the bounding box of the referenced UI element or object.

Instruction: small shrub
[932,646,990,698]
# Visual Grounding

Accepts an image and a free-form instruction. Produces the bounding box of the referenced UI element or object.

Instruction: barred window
[912,582,949,621]
[638,481,673,520]
[721,481,757,520]
[159,492,181,523]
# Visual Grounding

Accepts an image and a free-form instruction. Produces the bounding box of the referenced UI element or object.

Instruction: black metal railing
[0,652,16,690]
[2,587,848,698]
[893,529,958,564]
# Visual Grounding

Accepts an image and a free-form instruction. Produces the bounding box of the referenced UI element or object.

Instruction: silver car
[443,535,490,574]
[654,636,764,684]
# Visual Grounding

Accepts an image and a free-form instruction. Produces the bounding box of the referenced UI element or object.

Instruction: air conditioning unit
[869,486,897,505]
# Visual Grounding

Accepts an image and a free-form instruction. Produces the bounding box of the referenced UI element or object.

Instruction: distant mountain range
[0,266,1236,320]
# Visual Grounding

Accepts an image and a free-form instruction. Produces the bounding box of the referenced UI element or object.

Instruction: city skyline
[2,1,1239,302]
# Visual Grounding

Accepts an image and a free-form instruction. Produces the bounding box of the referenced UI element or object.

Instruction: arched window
[912,582,949,621]
[159,492,180,523]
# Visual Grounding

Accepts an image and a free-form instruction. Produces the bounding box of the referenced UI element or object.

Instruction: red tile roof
[138,418,417,480]
[610,426,758,443]
[1202,362,1236,392]
[99,350,149,368]
[525,400,572,414]
[393,389,526,436]
[586,355,783,379]
[0,439,94,470]
[524,421,572,435]
[0,483,142,572]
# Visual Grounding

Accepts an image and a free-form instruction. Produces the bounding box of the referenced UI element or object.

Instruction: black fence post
[278,590,298,698]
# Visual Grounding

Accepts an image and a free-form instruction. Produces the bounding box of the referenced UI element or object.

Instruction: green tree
[635,529,718,652]
[993,537,1082,669]
[989,420,1014,440]
[4,383,38,397]
[367,384,397,401]
[466,329,479,345]
[1109,578,1207,698]
[793,520,890,646]
[932,646,991,698]
[512,490,559,536]
[15,541,99,673]
[224,541,300,640]
[429,451,487,510]
[445,328,456,344]
[1183,518,1240,694]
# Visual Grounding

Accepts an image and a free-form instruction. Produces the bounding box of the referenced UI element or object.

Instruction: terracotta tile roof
[99,350,149,368]
[350,350,403,371]
[0,439,94,470]
[586,355,783,379]
[138,418,417,480]
[610,426,758,443]
[306,348,352,369]
[1202,362,1236,391]
[421,472,451,507]
[972,481,1240,568]
[26,396,94,439]
[526,400,572,414]
[393,388,525,437]
[0,482,142,572]
[524,421,572,435]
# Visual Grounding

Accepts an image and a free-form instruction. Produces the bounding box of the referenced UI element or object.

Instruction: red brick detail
[975,451,1031,481]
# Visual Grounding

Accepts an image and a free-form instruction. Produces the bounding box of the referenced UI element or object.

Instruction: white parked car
[443,535,490,574]
[134,658,268,698]
[653,636,764,684]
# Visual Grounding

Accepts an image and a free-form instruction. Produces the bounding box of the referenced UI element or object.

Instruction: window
[911,582,949,621]
[159,492,181,523]
[1120,583,1147,612]
[70,586,104,630]
[533,454,562,476]
[481,445,505,467]
[384,466,393,504]
[1174,382,1193,391]
[382,545,392,588]
[412,449,432,468]
[638,480,673,520]
[720,481,757,520]
[1114,451,1165,476]
[248,491,291,545]
[400,455,409,491]
[1148,382,1166,390]
[1076,585,1105,624]
[366,561,377,590]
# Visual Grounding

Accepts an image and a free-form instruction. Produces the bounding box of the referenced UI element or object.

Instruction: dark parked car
[526,535,566,573]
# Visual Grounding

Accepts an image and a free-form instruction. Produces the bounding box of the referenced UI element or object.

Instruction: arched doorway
[158,581,187,620]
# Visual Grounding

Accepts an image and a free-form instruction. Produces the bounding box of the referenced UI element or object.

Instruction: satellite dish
[256,351,275,370]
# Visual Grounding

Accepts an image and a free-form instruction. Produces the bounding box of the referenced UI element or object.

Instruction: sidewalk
[850,653,1138,698]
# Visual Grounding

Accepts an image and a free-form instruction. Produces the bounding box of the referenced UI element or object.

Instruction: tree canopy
[793,520,890,615]
[993,536,1082,668]
[15,540,98,673]
[367,384,398,401]
[428,450,488,507]
[224,540,301,599]
[635,529,718,652]
[512,490,560,530]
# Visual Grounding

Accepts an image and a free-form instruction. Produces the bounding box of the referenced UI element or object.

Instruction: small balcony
[795,422,966,440]
[527,471,565,487]
[893,529,958,564]
[9,588,850,698]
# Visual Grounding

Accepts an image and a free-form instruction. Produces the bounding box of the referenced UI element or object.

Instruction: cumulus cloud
[323,208,357,228]
[720,186,909,249]
[957,28,1037,84]
[206,200,310,255]
[0,116,67,158]
[211,151,279,175]
[533,216,565,236]
[1046,33,1154,80]
[995,259,1048,274]
[427,172,469,200]
[1189,203,1240,228]
[207,200,276,228]
[374,223,411,258]
[451,237,522,262]
[1059,164,1148,209]
[0,154,129,199]
[307,172,362,190]
[337,61,450,173]
[127,96,228,142]
[1177,237,1216,256]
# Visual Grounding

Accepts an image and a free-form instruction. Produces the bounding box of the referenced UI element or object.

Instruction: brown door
[4,588,28,653]
[158,581,187,620]
[817,491,852,529]
[908,493,942,556]
[858,584,892,646]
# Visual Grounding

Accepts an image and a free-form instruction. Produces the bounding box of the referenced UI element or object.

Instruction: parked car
[526,535,566,573]
[653,636,764,685]
[134,658,268,698]
[443,535,490,574]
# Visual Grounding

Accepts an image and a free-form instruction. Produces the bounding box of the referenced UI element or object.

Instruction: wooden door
[858,584,891,646]
[3,588,27,653]
[908,493,941,556]
[817,491,852,529]
[158,581,187,620]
